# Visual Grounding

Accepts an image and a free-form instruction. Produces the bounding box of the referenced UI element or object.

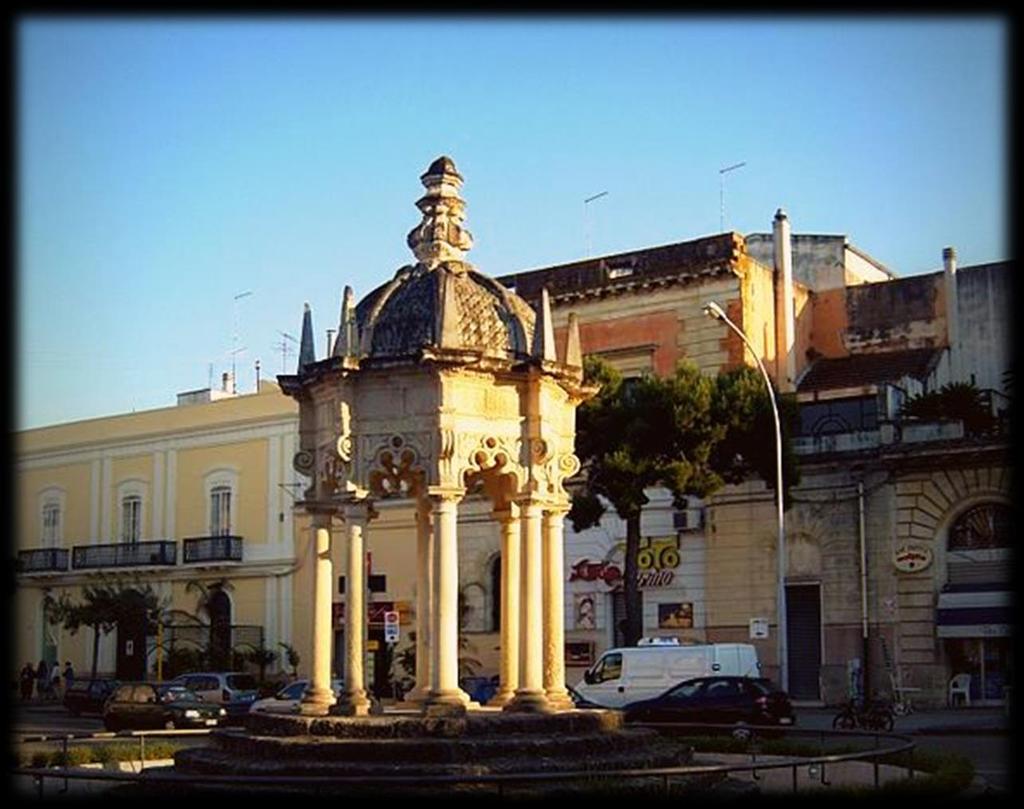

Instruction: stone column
[299,511,336,715]
[406,498,433,703]
[507,500,550,712]
[424,491,467,714]
[333,501,372,716]
[542,504,574,710]
[489,506,520,706]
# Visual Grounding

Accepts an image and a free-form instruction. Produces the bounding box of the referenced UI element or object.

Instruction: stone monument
[278,155,591,716]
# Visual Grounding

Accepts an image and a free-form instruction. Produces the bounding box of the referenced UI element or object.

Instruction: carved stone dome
[356,263,536,361]
[352,157,537,363]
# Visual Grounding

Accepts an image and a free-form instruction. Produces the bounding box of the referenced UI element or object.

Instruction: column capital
[543,501,572,518]
[426,486,464,505]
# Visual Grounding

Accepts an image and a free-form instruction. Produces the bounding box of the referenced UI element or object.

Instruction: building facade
[16,208,1010,708]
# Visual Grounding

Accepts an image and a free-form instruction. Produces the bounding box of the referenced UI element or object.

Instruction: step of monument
[173,739,692,779]
[209,727,667,764]
[245,709,623,740]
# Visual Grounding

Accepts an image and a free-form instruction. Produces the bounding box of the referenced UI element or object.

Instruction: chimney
[773,208,796,393]
[221,371,230,393]
[943,246,960,382]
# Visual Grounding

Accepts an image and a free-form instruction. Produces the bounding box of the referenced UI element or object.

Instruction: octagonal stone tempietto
[279,157,596,717]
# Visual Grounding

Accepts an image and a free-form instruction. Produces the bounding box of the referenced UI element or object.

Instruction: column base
[543,688,576,712]
[486,686,518,707]
[402,684,431,705]
[503,689,554,714]
[331,689,372,716]
[422,688,477,716]
[297,689,336,716]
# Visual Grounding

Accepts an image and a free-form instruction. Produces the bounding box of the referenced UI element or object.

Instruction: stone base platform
[173,708,692,785]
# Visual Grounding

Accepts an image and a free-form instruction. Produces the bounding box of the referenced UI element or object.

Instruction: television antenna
[275,331,298,373]
[719,162,746,233]
[232,291,253,394]
[584,190,609,257]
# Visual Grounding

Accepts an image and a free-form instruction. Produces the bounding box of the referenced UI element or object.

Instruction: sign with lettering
[893,543,933,573]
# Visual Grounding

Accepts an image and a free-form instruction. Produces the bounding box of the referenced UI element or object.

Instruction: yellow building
[15,379,307,682]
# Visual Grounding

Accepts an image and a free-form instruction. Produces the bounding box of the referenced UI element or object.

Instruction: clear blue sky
[17,16,1007,430]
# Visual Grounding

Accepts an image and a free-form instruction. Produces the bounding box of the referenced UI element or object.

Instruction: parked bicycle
[832,697,894,732]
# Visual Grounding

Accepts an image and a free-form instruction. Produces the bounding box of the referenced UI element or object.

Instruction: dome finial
[406,155,473,271]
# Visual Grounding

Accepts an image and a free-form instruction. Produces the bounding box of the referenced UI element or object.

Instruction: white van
[574,643,761,708]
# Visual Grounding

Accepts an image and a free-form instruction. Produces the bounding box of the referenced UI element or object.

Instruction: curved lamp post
[702,300,788,693]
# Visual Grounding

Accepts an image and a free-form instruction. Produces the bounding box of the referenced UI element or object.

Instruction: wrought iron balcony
[182,535,244,564]
[17,548,70,573]
[71,541,177,570]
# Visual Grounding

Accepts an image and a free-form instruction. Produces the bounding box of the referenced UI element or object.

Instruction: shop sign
[749,618,769,639]
[569,559,622,586]
[893,543,933,573]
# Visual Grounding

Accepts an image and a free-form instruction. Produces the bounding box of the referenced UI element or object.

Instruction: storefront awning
[936,589,1012,638]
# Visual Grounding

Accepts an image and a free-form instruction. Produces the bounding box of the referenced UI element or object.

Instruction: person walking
[50,664,62,701]
[63,661,74,693]
[35,660,49,701]
[19,663,34,701]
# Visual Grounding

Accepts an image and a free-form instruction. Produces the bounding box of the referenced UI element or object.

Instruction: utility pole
[719,162,747,233]
[584,191,609,257]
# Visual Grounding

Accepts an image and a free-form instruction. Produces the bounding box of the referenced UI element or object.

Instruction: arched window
[948,503,1010,551]
[121,495,142,543]
[490,555,502,632]
[204,469,238,537]
[210,486,232,536]
[38,487,66,548]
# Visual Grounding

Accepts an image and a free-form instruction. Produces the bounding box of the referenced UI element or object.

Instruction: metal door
[785,584,821,700]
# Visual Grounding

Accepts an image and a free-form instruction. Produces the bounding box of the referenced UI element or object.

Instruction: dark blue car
[623,676,794,738]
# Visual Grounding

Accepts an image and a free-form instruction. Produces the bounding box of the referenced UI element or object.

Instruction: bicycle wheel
[833,712,856,730]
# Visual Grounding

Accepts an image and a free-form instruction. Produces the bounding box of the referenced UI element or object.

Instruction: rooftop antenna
[275,331,298,373]
[207,362,213,391]
[719,162,746,233]
[584,190,609,257]
[232,290,253,394]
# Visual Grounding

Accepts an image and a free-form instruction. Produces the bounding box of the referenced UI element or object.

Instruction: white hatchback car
[249,678,345,714]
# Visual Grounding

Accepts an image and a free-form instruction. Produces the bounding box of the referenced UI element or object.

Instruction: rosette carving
[368,435,426,499]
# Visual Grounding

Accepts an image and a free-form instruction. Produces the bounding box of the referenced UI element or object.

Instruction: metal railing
[14,723,918,798]
[71,541,177,570]
[17,548,70,573]
[182,536,243,564]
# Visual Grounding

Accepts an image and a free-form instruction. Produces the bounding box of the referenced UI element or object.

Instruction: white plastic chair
[948,673,971,707]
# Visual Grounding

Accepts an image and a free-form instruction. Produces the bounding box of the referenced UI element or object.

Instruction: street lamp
[702,300,788,693]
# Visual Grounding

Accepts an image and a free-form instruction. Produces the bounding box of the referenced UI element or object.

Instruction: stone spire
[563,312,582,368]
[406,156,474,271]
[333,285,356,358]
[531,287,556,363]
[298,302,316,372]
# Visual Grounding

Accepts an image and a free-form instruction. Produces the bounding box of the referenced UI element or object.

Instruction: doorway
[786,583,822,700]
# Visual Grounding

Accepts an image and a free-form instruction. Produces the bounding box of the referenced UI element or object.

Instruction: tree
[901,381,996,436]
[710,365,801,508]
[570,357,799,647]
[45,579,162,680]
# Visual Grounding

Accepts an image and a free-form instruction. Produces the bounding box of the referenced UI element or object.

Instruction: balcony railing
[71,541,177,570]
[182,535,244,564]
[17,548,70,573]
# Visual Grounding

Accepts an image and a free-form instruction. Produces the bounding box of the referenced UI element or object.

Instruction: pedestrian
[63,661,74,693]
[35,660,48,701]
[50,664,62,700]
[20,663,34,701]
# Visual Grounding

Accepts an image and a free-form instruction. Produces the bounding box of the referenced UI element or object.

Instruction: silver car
[249,678,345,714]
